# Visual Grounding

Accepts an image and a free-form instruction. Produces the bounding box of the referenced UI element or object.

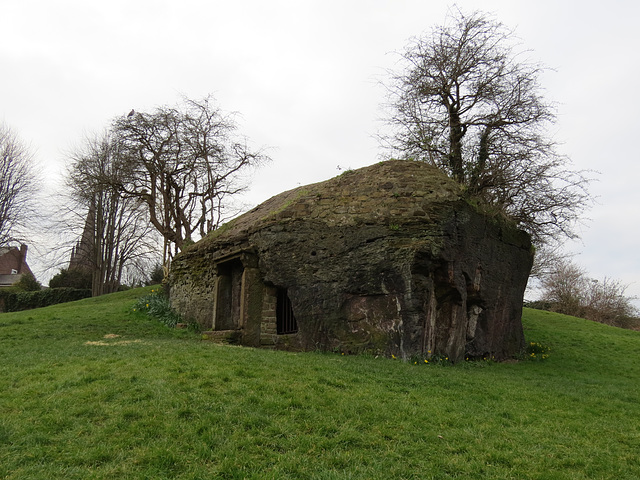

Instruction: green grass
[1,288,639,479]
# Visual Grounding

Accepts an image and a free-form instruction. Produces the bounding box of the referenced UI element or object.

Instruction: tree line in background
[60,95,267,295]
[532,259,638,328]
[63,128,159,296]
[0,95,267,296]
[0,10,636,325]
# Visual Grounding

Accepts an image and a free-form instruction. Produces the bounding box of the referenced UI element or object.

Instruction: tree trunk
[448,106,465,183]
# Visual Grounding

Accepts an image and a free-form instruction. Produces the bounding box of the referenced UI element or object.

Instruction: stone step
[201,330,241,344]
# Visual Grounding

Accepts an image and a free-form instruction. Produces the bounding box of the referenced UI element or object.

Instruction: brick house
[0,244,34,288]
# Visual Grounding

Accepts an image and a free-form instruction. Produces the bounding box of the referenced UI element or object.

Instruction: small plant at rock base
[408,351,452,366]
[389,223,400,231]
[428,354,452,366]
[462,354,497,367]
[133,288,182,328]
[525,341,551,361]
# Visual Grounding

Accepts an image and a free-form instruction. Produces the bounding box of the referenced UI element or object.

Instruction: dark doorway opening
[215,258,244,330]
[276,289,298,335]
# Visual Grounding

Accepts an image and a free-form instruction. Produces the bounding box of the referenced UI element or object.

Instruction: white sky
[1,0,639,303]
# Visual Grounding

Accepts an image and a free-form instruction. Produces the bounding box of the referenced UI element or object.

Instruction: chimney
[18,244,27,273]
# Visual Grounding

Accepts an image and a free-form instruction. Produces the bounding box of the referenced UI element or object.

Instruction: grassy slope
[0,287,639,479]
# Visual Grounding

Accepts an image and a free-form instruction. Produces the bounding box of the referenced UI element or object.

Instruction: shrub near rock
[49,268,92,290]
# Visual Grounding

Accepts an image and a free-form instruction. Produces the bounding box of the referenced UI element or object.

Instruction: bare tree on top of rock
[113,95,269,267]
[0,122,40,246]
[382,9,591,245]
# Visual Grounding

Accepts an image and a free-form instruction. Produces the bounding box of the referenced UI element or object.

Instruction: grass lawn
[1,287,639,479]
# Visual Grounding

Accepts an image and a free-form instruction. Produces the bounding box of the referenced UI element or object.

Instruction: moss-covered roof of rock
[197,160,463,248]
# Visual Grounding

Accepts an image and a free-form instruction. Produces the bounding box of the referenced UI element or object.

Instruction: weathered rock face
[170,160,533,362]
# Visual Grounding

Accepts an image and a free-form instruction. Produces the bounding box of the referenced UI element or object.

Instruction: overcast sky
[1,0,639,303]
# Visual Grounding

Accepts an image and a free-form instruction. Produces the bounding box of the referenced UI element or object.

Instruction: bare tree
[539,259,638,325]
[528,244,575,280]
[65,131,160,296]
[583,277,638,326]
[538,259,589,315]
[0,122,40,246]
[383,9,591,244]
[113,95,268,267]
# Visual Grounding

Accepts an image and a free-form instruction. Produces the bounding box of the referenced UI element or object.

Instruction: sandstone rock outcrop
[170,160,533,362]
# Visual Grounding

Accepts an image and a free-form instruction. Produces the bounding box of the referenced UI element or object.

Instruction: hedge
[0,288,92,313]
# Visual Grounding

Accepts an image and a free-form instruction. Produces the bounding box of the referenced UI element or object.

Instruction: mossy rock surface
[195,160,463,245]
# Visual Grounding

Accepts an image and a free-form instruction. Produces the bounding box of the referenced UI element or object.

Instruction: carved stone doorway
[213,258,244,331]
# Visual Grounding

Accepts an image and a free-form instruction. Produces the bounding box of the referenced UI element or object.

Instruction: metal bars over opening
[276,288,298,335]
